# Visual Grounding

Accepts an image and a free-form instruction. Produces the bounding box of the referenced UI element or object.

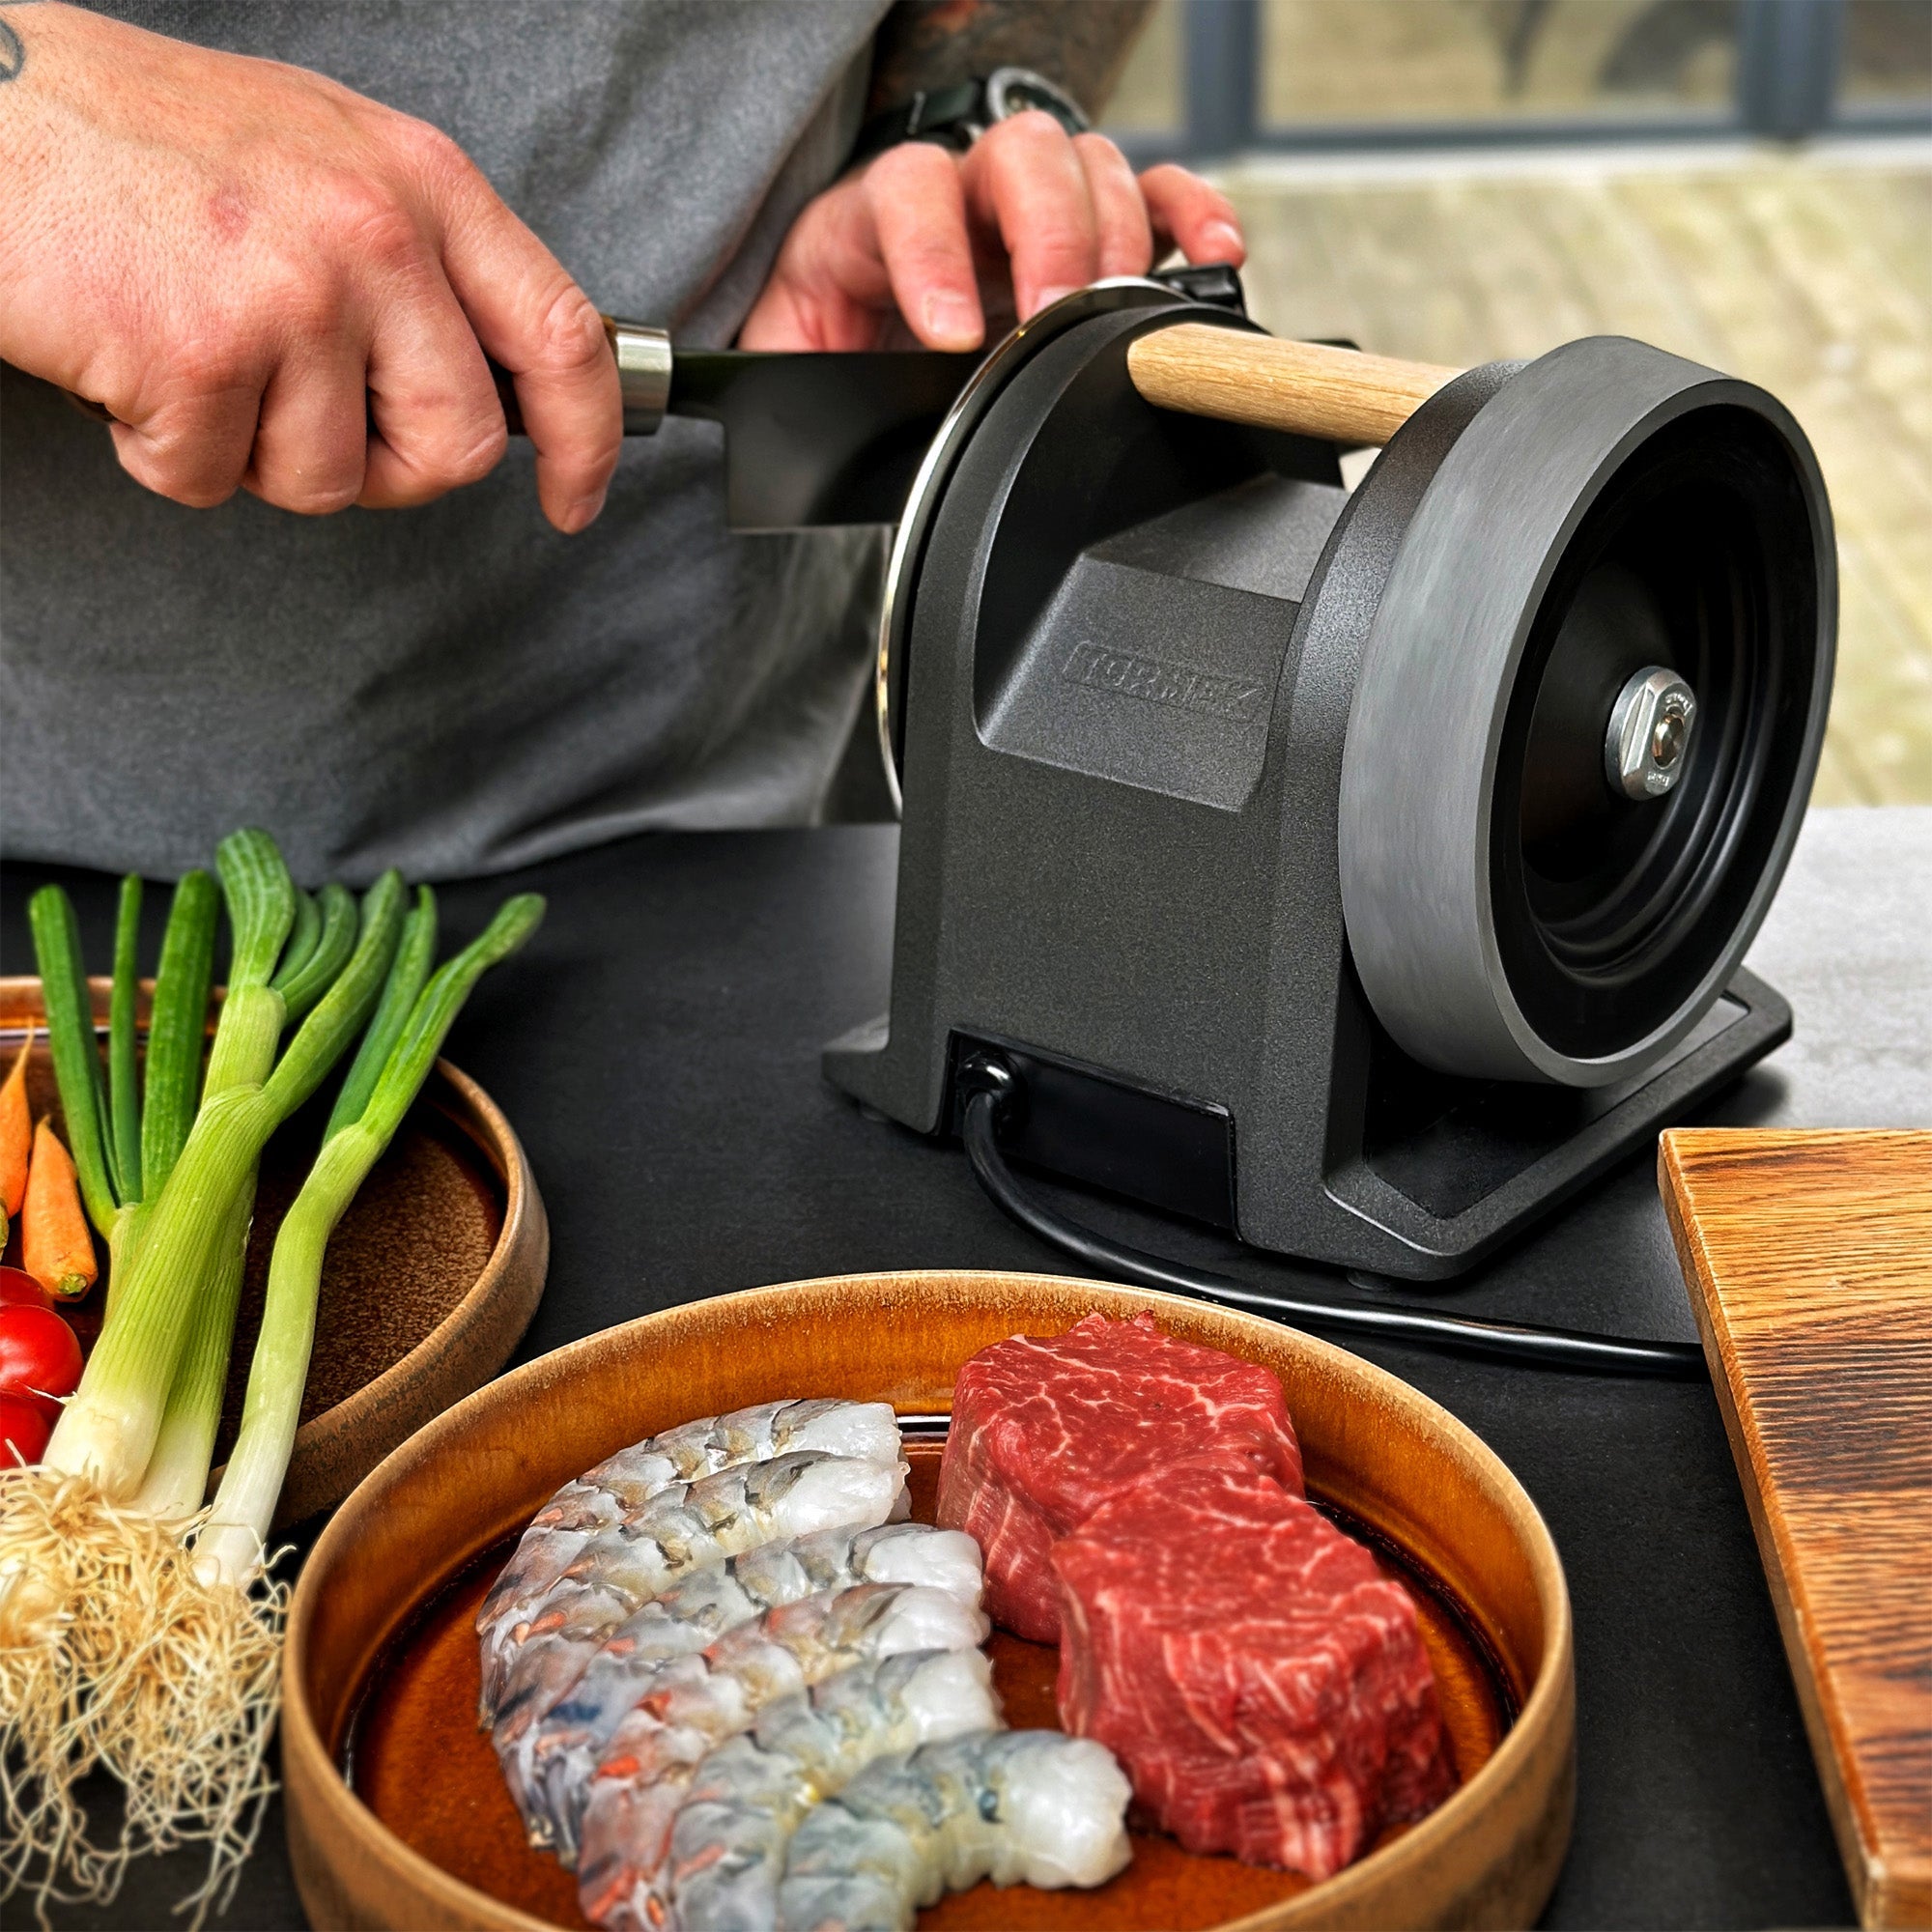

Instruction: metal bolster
[602,316,672,435]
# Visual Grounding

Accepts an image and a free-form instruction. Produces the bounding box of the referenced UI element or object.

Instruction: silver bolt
[1605,666,1697,801]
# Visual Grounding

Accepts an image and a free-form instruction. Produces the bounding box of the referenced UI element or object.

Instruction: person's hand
[739,112,1245,352]
[0,4,618,529]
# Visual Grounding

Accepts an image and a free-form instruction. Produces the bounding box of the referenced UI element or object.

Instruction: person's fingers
[965,111,1099,317]
[742,171,903,351]
[739,246,892,352]
[865,141,983,350]
[106,363,264,510]
[356,267,507,510]
[453,253,614,531]
[738,275,825,353]
[240,337,372,514]
[1072,133,1154,280]
[1137,163,1245,267]
[421,129,618,532]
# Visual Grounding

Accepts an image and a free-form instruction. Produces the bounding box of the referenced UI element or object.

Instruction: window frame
[1107,0,1932,164]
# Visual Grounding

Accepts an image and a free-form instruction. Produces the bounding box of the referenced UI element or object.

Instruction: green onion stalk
[139,857,353,1513]
[274,880,357,1025]
[134,877,379,1522]
[199,889,541,1585]
[134,1192,252,1524]
[139,883,459,1533]
[142,870,221,1201]
[107,874,143,1211]
[27,885,123,1246]
[272,887,322,996]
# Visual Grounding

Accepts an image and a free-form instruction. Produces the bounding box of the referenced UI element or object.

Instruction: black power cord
[958,1058,1708,1379]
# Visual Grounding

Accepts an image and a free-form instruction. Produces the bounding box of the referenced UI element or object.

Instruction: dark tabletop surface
[7,806,1928,1932]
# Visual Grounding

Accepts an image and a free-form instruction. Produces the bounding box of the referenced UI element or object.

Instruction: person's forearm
[868,0,1156,115]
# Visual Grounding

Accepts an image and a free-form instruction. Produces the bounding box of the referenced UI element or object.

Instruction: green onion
[326,885,436,1143]
[107,875,143,1208]
[44,870,403,1497]
[27,885,120,1236]
[2,832,547,1918]
[132,867,249,1513]
[135,1192,251,1521]
[257,880,402,1115]
[199,893,542,1582]
[276,882,356,1026]
[202,831,297,1100]
[141,870,218,1201]
[270,889,321,994]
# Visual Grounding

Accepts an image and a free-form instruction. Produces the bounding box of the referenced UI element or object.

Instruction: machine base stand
[827,969,1788,1283]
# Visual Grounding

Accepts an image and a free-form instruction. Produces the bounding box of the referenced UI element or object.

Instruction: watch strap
[850,80,986,165]
[849,68,1091,168]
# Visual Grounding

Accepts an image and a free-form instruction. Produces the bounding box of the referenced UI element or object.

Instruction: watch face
[985,66,1090,133]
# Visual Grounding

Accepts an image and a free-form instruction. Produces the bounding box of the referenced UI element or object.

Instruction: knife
[494,318,982,531]
[55,319,974,531]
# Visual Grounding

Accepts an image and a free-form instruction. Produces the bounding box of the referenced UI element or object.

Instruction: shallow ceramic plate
[0,976,548,1524]
[284,1271,1575,1931]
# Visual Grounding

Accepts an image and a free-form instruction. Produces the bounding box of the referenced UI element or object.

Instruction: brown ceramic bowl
[0,977,548,1524]
[284,1272,1575,1931]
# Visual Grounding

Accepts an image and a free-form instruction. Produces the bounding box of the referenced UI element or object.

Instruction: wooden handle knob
[1126,323,1463,447]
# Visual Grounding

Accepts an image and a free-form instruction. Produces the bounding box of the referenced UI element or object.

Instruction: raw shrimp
[667,1651,999,1932]
[480,1404,901,1663]
[573,1582,989,1910]
[775,1731,1133,1932]
[497,1520,978,1746]
[479,1451,909,1721]
[495,1522,981,1839]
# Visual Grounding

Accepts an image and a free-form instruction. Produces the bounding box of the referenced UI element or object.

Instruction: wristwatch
[849,66,1092,166]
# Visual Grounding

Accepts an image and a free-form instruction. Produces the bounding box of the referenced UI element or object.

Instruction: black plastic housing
[825,293,1795,1279]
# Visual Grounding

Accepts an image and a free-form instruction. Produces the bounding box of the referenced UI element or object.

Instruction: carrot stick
[0,1026,31,1225]
[22,1117,98,1301]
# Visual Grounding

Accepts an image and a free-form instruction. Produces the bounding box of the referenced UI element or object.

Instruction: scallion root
[0,1467,284,1927]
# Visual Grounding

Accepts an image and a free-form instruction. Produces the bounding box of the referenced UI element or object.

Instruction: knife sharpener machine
[825,280,1834,1280]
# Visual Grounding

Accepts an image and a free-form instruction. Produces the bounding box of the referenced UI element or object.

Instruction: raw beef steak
[937,1312,1303,1641]
[1052,1460,1452,1878]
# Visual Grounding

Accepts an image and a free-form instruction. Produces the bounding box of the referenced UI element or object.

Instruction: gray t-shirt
[1,0,893,883]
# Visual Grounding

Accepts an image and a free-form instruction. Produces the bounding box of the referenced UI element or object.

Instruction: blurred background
[1101,0,1932,804]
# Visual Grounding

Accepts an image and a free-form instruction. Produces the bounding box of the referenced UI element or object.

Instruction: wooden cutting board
[1660,1129,1932,1930]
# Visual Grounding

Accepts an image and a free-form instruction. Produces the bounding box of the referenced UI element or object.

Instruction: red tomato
[0,1393,52,1465]
[0,1304,84,1419]
[0,1265,55,1312]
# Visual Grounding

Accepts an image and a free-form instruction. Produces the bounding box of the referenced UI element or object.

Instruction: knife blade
[667,346,980,529]
[502,270,1245,529]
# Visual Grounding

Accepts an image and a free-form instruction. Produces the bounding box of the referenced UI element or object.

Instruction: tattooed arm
[867,0,1158,117]
[741,1,1244,351]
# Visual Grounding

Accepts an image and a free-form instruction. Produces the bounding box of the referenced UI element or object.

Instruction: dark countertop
[8,806,1927,1931]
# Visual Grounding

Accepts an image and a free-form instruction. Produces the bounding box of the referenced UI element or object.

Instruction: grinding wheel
[1336,336,1833,1086]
